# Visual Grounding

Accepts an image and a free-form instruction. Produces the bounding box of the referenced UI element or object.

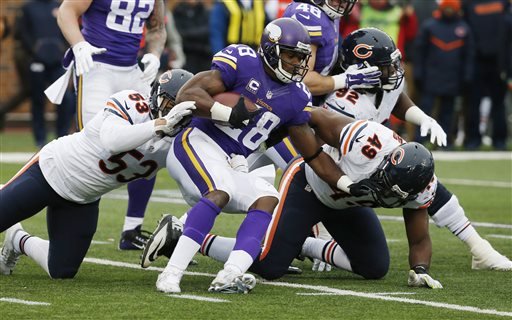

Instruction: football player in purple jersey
[57,0,167,250]
[152,18,359,294]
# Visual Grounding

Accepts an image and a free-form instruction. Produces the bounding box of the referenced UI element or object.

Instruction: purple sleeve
[211,46,240,89]
[287,83,313,126]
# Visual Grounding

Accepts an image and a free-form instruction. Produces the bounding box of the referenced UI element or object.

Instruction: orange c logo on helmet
[159,71,172,84]
[353,44,374,59]
[390,147,405,165]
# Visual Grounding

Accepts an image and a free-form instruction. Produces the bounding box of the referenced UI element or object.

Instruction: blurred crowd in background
[0,0,511,150]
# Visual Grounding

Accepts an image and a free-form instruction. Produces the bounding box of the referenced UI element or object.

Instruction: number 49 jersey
[305,120,437,210]
[39,90,170,204]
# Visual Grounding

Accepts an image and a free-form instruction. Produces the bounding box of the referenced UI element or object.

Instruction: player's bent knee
[49,267,79,279]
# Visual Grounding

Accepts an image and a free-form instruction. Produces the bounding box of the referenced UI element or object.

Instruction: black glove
[228,96,261,129]
[348,178,380,197]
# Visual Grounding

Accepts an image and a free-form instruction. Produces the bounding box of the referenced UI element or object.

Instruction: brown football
[212,92,258,112]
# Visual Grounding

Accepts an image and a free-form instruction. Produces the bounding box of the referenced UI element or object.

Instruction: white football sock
[200,235,235,263]
[122,217,143,231]
[22,236,51,276]
[166,235,200,272]
[430,195,479,242]
[224,250,253,274]
[301,237,352,271]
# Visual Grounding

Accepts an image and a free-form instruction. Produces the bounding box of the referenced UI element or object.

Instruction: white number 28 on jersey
[106,0,154,34]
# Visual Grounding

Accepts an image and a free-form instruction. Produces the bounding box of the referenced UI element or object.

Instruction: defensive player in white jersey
[143,109,444,289]
[0,70,195,278]
[321,27,511,271]
[57,0,167,250]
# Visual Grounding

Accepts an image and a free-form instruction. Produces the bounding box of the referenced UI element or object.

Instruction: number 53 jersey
[39,90,170,204]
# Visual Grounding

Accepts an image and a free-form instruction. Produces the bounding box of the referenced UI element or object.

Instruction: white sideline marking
[378,215,512,230]
[91,240,113,245]
[265,282,512,317]
[0,297,50,306]
[297,292,417,296]
[84,258,512,318]
[441,178,511,188]
[3,152,510,164]
[167,294,229,303]
[488,234,512,240]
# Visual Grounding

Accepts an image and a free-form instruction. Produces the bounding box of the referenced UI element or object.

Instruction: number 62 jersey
[305,120,437,210]
[39,90,170,204]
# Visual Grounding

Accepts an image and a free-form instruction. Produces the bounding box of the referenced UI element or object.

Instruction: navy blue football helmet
[340,27,404,91]
[308,0,358,19]
[369,142,434,208]
[150,69,194,118]
[259,18,312,83]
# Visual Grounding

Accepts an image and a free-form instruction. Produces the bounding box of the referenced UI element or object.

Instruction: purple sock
[126,177,156,218]
[183,198,221,244]
[233,209,272,260]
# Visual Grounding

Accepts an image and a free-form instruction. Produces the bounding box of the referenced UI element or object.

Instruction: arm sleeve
[99,113,156,154]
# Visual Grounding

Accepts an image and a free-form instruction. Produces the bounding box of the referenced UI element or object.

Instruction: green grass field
[0,131,511,319]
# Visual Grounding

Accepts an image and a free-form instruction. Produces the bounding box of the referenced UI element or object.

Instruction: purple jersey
[190,44,312,157]
[81,0,154,66]
[283,2,339,75]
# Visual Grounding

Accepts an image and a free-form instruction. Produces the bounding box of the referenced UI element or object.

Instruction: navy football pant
[0,160,99,278]
[249,161,389,280]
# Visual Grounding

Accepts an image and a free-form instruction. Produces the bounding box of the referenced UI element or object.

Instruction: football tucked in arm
[212,92,258,126]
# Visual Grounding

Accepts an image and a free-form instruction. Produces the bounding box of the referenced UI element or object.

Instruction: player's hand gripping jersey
[190,44,313,157]
[305,120,437,209]
[39,90,171,204]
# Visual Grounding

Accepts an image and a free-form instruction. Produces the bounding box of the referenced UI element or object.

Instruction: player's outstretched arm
[288,123,343,189]
[392,92,447,147]
[403,208,442,289]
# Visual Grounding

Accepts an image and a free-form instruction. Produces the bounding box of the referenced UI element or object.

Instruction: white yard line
[378,215,512,229]
[83,258,512,318]
[488,234,512,240]
[166,294,230,303]
[0,297,50,306]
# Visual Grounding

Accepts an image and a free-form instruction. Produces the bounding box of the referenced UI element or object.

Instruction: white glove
[141,53,161,84]
[72,41,107,76]
[420,117,447,147]
[407,269,443,289]
[229,154,249,173]
[154,101,195,136]
[311,222,333,272]
[405,106,447,147]
[332,64,382,90]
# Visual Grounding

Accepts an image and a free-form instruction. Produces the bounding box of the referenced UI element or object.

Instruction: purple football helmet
[259,18,312,83]
[309,0,358,19]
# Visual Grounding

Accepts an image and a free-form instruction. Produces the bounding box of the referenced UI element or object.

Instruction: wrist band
[211,101,232,122]
[412,264,429,274]
[303,147,323,163]
[336,175,353,193]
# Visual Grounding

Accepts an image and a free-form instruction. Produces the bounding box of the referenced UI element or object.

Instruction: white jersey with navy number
[39,90,170,204]
[305,120,437,210]
[323,80,405,123]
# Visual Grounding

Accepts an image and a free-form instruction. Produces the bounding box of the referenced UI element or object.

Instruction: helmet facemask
[380,49,404,91]
[150,84,176,118]
[368,154,418,208]
[315,0,358,19]
[261,43,311,83]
